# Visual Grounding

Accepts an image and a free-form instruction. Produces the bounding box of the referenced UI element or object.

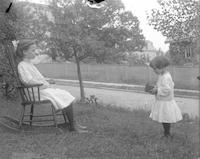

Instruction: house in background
[122,40,163,66]
[165,35,199,65]
[131,40,162,60]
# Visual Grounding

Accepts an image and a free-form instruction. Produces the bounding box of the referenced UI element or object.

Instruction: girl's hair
[15,39,36,62]
[149,56,170,69]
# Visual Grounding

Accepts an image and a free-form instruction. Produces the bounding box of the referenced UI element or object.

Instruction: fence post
[124,66,128,82]
[146,64,152,82]
[147,66,150,82]
[86,64,89,80]
[172,66,175,83]
[105,65,108,82]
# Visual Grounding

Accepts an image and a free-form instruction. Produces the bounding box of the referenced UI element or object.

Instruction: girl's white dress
[150,72,182,123]
[18,61,75,111]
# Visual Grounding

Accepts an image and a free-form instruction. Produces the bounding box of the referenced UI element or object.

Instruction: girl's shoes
[165,134,173,139]
[160,134,173,140]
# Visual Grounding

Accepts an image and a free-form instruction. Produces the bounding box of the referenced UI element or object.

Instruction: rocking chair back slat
[31,87,35,102]
[4,41,21,87]
[37,87,41,101]
[22,88,28,101]
[19,88,25,101]
[27,88,34,102]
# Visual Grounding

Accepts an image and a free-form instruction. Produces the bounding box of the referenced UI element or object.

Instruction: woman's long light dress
[150,72,182,123]
[18,61,75,111]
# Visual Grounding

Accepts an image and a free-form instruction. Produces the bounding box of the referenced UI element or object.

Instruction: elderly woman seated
[16,39,88,133]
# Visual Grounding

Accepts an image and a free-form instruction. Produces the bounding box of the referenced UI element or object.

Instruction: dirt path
[52,84,199,119]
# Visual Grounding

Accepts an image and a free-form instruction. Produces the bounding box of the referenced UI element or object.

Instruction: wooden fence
[36,63,199,90]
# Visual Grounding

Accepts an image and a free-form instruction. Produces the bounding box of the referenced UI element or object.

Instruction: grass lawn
[0,95,199,159]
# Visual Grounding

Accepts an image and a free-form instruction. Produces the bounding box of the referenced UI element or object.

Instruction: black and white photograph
[0,0,199,158]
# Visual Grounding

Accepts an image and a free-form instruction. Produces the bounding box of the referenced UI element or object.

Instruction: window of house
[185,45,192,58]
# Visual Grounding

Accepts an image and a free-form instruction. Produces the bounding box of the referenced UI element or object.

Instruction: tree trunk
[74,49,85,102]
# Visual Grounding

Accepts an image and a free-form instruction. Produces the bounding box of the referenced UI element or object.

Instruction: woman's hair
[149,56,170,69]
[15,39,36,62]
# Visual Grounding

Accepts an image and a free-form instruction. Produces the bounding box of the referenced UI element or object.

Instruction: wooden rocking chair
[4,41,67,129]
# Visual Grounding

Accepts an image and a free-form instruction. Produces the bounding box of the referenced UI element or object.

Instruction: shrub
[0,0,18,98]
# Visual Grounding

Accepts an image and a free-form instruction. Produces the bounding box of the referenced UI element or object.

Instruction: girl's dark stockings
[162,123,171,136]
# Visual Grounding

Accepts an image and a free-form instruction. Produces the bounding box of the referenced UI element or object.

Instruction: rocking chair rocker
[2,41,67,129]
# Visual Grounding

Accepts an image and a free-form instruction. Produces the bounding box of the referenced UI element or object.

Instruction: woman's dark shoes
[69,126,89,133]
[75,128,89,133]
[69,123,88,133]
[75,123,87,130]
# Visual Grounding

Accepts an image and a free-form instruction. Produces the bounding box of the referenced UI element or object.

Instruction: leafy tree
[0,0,17,41]
[49,0,145,63]
[0,1,50,97]
[14,2,52,46]
[48,0,145,101]
[147,0,200,64]
[0,0,18,98]
[147,0,199,39]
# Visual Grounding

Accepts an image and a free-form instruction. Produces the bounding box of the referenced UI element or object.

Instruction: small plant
[0,41,18,99]
[85,95,98,105]
[182,113,191,122]
[0,67,17,98]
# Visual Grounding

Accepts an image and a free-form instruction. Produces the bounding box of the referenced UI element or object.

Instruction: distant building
[165,35,199,64]
[132,40,160,61]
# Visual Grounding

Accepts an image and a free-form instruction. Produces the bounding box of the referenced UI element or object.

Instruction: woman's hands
[40,84,49,89]
[28,79,50,90]
[40,80,51,89]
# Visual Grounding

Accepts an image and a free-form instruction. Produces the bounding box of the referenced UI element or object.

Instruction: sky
[121,0,169,52]
[17,0,169,52]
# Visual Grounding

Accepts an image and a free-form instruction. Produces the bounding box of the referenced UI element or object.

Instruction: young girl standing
[148,56,182,138]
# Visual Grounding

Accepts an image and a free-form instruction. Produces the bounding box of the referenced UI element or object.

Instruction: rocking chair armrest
[17,83,43,89]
